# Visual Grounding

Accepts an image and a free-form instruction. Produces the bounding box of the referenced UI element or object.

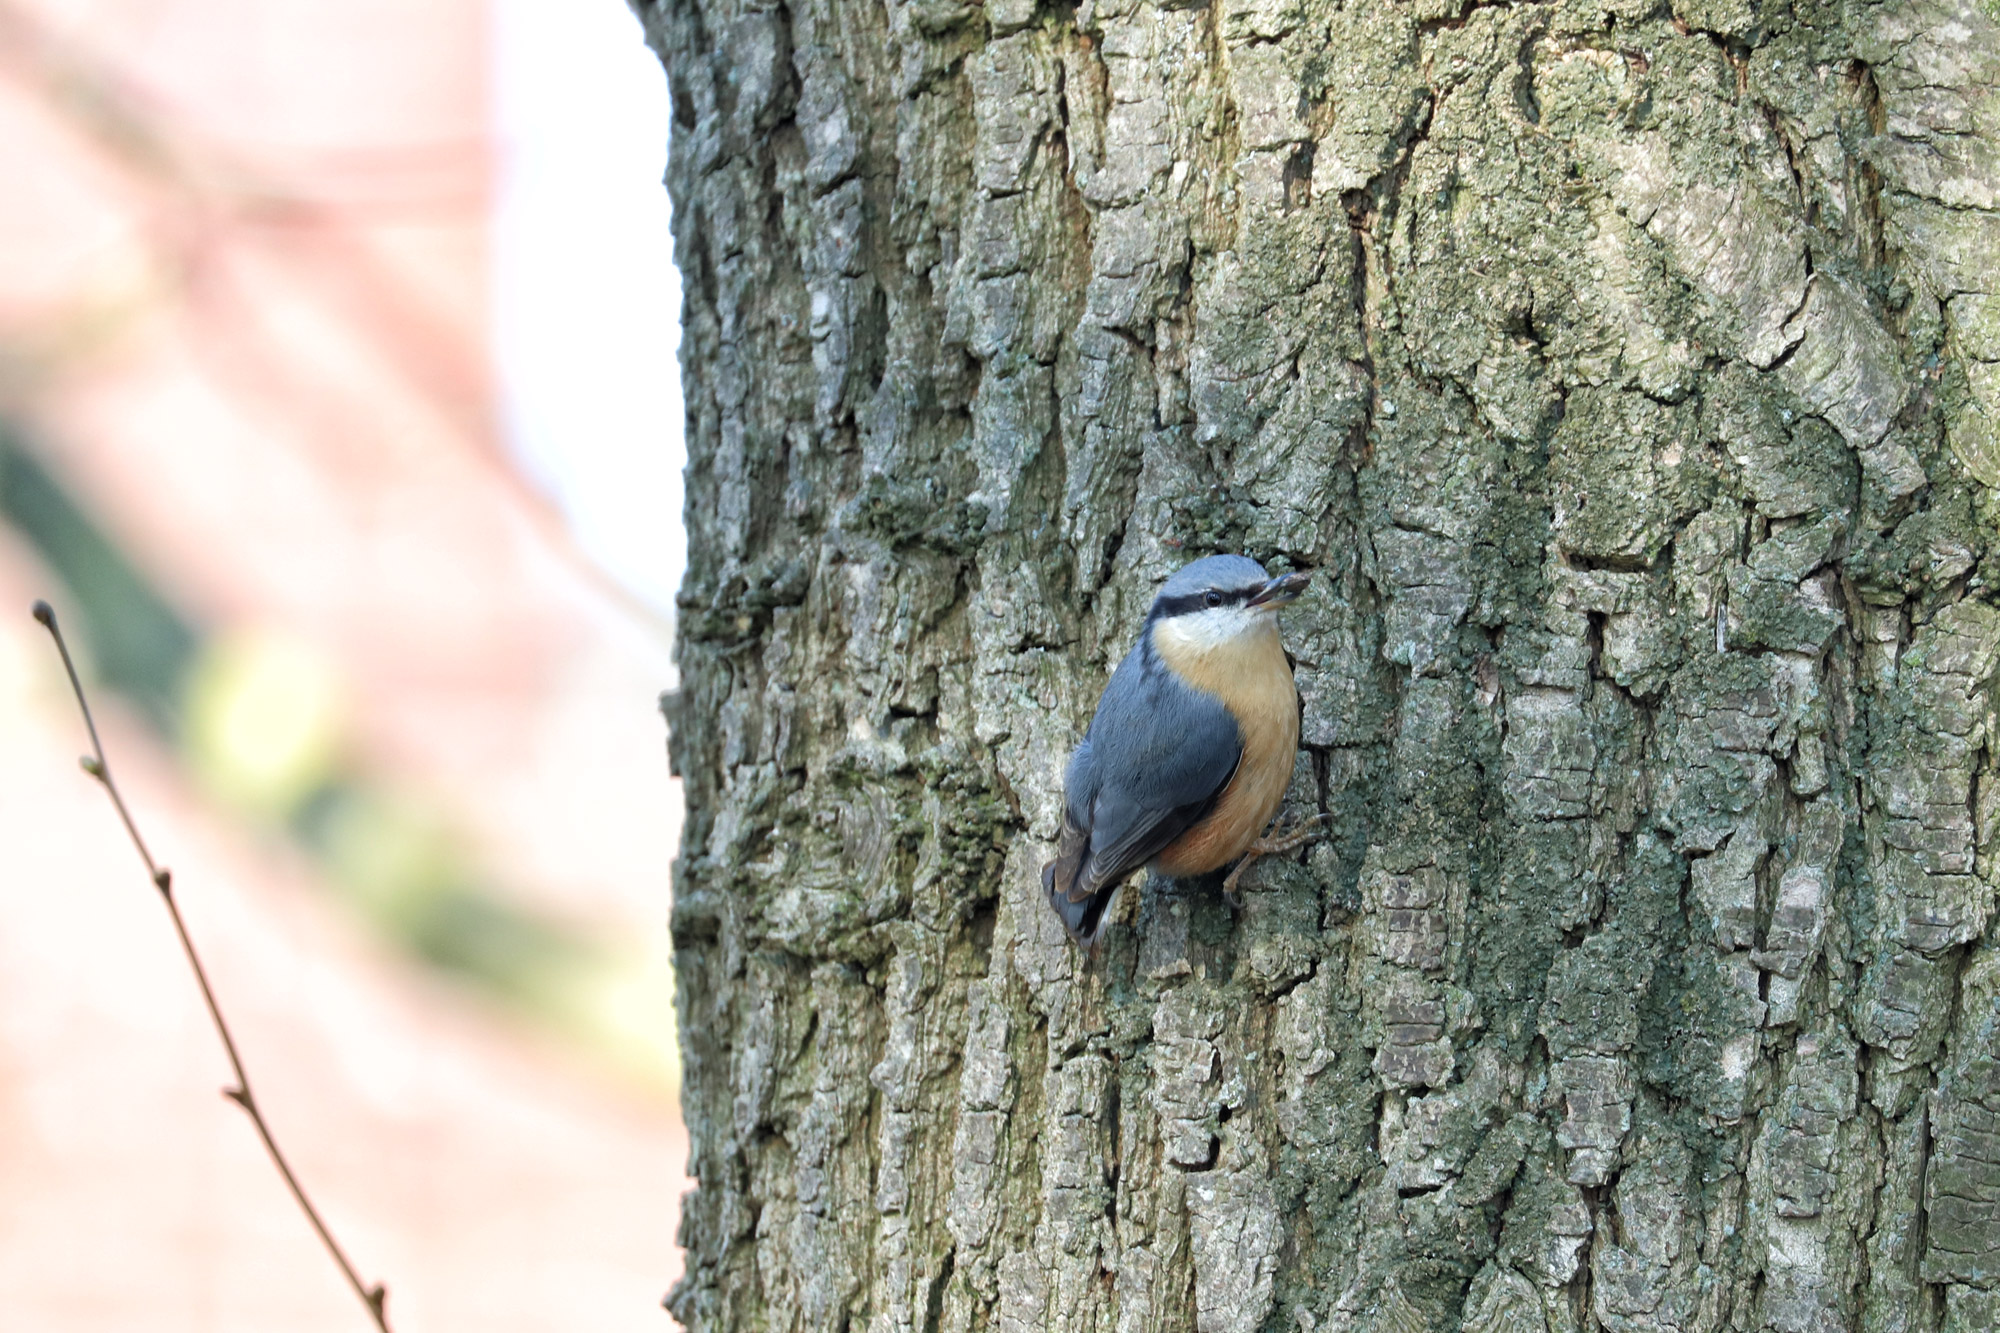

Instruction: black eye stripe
[1149,587,1259,619]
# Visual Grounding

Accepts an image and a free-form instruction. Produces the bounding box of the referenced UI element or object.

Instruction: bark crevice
[649,0,2000,1326]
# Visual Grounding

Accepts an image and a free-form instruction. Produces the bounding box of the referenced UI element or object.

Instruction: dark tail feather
[1048,880,1120,947]
[1043,819,1115,946]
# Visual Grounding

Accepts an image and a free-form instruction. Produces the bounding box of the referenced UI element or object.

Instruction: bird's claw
[1248,812,1331,857]
[1221,813,1331,909]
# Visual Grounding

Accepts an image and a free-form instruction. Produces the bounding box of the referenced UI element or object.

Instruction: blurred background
[0,0,690,1329]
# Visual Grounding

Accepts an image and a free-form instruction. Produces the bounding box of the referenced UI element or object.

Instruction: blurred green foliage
[1,426,197,732]
[4,422,673,1090]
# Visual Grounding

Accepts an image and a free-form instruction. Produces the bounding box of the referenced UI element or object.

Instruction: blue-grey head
[1144,554,1312,656]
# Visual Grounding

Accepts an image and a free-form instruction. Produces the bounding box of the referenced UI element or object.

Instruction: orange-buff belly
[1150,619,1298,876]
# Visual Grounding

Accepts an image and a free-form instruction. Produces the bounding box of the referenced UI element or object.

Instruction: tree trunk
[645,0,2000,1326]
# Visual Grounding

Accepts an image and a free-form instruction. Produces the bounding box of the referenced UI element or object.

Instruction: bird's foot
[1220,813,1331,908]
[1247,812,1332,858]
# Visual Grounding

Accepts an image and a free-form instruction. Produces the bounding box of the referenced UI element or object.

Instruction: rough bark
[645,0,2000,1328]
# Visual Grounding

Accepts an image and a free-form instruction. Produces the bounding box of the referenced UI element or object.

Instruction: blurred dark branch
[0,0,673,638]
[32,598,393,1333]
[0,0,489,437]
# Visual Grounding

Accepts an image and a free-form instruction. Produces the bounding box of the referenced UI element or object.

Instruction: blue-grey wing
[1081,656,1241,886]
[1043,641,1241,942]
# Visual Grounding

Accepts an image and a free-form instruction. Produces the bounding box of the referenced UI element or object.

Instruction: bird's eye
[1203,590,1224,608]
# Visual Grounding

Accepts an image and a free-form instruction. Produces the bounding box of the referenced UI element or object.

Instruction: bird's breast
[1150,620,1299,876]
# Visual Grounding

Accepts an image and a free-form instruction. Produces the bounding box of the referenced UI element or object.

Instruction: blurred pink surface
[0,580,688,1330]
[0,0,691,1328]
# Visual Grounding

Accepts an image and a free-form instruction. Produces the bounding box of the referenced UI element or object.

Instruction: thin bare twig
[32,599,392,1333]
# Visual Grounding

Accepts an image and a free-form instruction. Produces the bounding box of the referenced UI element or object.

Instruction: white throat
[1151,604,1278,662]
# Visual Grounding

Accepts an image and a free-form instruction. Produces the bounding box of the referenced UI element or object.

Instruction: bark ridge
[647,0,2000,1327]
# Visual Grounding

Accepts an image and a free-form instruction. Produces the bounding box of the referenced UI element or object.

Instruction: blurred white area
[0,566,687,1333]
[0,0,693,1327]
[495,0,686,622]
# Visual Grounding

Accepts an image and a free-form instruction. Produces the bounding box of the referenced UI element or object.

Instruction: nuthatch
[1043,555,1322,946]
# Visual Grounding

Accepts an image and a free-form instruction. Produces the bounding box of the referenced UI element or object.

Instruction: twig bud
[37,593,394,1330]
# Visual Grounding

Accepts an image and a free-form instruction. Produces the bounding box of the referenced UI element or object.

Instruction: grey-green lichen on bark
[644,0,2000,1327]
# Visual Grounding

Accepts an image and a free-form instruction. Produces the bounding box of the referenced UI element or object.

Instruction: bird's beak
[1247,570,1311,608]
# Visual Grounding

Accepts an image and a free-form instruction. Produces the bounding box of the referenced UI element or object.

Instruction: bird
[1042,554,1324,946]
